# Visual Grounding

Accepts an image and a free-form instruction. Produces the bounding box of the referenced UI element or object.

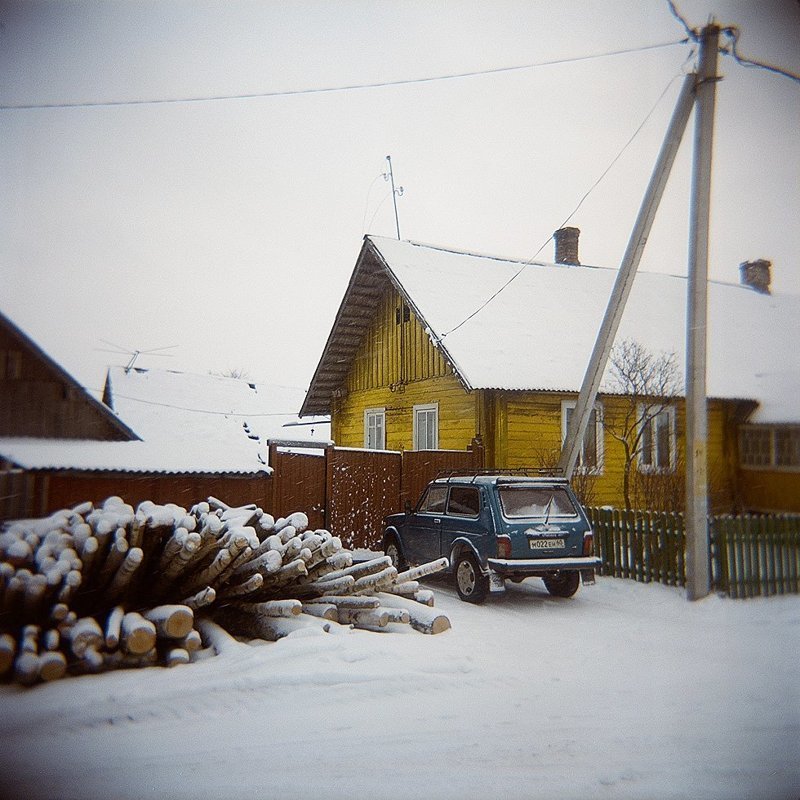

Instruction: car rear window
[498,486,578,519]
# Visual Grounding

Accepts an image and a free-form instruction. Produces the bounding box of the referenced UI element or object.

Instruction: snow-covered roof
[1,367,330,474]
[303,235,800,423]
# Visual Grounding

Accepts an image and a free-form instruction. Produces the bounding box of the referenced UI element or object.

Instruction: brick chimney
[554,227,580,265]
[739,259,771,294]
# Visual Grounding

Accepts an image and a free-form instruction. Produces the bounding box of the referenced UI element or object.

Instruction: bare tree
[604,339,681,510]
[530,446,598,508]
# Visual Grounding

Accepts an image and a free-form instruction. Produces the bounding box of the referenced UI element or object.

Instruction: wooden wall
[334,283,478,451]
[0,324,131,440]
[738,469,800,513]
[7,471,272,519]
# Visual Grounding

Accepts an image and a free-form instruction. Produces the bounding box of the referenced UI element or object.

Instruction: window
[498,486,578,519]
[740,427,772,467]
[418,485,447,514]
[776,428,800,468]
[740,425,800,470]
[413,403,438,450]
[561,401,603,472]
[638,405,675,472]
[446,486,481,517]
[364,408,385,450]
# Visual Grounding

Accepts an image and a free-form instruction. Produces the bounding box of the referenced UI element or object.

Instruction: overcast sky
[1,0,798,399]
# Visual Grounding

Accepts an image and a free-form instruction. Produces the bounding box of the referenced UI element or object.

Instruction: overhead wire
[96,391,314,417]
[0,39,686,110]
[721,26,800,84]
[438,62,692,341]
[666,0,699,42]
[667,1,800,84]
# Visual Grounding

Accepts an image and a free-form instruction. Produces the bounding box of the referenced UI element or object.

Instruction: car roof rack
[434,467,565,484]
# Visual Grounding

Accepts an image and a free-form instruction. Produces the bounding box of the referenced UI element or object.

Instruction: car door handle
[434,518,441,524]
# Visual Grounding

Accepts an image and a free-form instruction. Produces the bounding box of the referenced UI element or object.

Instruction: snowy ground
[1,576,798,800]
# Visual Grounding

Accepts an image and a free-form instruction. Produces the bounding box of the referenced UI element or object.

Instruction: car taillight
[583,532,594,556]
[497,535,512,559]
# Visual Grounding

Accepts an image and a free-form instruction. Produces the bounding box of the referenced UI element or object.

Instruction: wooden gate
[326,448,402,550]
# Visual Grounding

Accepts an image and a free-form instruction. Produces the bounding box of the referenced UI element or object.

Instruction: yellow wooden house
[302,234,800,512]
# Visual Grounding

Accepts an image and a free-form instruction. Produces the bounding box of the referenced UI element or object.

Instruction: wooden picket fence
[585,507,800,598]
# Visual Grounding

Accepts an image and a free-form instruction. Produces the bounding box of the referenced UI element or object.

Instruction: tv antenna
[96,339,178,372]
[384,155,404,240]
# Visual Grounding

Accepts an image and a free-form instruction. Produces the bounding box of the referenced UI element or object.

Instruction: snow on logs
[0,496,450,685]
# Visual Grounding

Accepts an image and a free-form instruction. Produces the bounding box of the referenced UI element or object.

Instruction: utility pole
[558,74,695,478]
[685,23,720,601]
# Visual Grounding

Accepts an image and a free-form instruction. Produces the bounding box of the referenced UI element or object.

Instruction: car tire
[543,571,580,598]
[455,553,489,604]
[384,538,407,572]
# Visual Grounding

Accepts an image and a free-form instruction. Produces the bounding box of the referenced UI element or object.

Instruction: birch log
[375,592,451,635]
[142,605,194,639]
[121,612,157,655]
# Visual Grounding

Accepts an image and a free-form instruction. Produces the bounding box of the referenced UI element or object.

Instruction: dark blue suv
[383,474,601,603]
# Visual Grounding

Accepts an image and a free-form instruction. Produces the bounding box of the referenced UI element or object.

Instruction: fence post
[711,516,728,596]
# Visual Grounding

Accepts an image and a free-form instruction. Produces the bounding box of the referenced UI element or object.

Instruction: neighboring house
[100,365,330,472]
[301,233,800,512]
[0,310,137,441]
[0,314,329,517]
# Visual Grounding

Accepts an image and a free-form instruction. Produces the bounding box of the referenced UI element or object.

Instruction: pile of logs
[0,496,450,686]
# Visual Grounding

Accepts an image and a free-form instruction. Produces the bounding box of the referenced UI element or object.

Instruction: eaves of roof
[300,237,470,416]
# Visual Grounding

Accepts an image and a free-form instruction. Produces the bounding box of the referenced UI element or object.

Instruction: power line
[101,391,313,417]
[667,0,698,42]
[439,68,688,340]
[667,1,800,84]
[721,26,800,84]
[0,39,686,110]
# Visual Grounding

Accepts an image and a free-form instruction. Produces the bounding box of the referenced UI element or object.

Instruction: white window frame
[561,400,604,474]
[363,407,386,450]
[637,404,676,473]
[413,403,439,451]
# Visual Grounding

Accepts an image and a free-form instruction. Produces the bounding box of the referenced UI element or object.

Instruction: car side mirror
[404,500,413,514]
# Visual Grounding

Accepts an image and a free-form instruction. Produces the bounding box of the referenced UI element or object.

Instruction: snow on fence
[586,507,800,598]
[0,495,451,686]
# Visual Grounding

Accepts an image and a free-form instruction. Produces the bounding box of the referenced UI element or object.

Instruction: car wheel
[543,571,580,598]
[385,538,407,572]
[455,553,489,604]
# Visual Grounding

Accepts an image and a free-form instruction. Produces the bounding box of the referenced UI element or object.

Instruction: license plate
[529,538,565,550]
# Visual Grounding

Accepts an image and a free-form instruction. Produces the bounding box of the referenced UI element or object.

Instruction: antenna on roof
[384,155,403,240]
[96,339,178,372]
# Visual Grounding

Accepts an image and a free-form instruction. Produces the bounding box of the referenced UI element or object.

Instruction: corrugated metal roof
[0,438,271,476]
[303,235,800,423]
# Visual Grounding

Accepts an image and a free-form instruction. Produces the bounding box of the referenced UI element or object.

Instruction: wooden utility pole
[685,23,720,601]
[558,74,696,478]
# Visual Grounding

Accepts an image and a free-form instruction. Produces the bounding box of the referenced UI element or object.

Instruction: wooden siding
[0,323,132,440]
[738,469,800,513]
[346,285,450,393]
[496,392,738,511]
[334,282,477,451]
[334,375,478,452]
